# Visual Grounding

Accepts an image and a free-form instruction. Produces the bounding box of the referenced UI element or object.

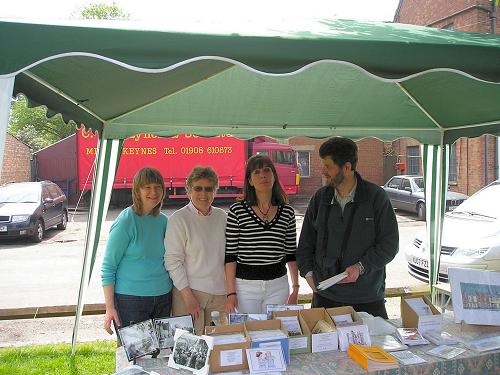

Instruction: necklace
[257,203,272,223]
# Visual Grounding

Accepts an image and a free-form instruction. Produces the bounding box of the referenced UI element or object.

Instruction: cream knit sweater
[165,205,227,295]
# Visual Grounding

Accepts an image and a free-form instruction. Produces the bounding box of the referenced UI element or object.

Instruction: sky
[1,0,401,26]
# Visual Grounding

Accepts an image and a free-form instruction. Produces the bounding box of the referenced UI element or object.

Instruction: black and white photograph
[154,315,194,349]
[228,313,267,325]
[265,304,304,319]
[168,329,213,375]
[118,320,160,362]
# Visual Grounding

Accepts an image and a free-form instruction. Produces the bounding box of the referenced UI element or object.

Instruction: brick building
[394,0,500,195]
[289,137,386,198]
[292,1,500,199]
[0,133,31,184]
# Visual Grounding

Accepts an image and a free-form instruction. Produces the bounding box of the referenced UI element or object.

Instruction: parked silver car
[405,180,500,283]
[383,175,468,220]
[0,181,68,242]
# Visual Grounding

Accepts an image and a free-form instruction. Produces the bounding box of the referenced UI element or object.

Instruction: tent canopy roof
[1,18,500,143]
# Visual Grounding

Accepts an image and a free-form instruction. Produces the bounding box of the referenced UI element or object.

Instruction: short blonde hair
[131,167,165,216]
[186,166,219,193]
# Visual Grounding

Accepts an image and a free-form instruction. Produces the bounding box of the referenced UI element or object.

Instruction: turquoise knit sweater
[101,207,172,296]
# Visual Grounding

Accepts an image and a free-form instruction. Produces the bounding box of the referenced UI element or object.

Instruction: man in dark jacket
[296,137,398,318]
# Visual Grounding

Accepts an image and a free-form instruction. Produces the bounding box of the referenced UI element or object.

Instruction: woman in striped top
[224,154,299,314]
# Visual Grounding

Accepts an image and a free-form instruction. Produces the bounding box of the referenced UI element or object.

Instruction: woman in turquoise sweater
[102,167,173,335]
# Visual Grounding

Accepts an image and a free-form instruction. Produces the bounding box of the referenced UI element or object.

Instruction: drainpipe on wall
[488,2,497,182]
[484,136,488,185]
[497,137,500,180]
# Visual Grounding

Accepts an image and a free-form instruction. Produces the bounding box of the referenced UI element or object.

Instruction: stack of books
[347,344,398,371]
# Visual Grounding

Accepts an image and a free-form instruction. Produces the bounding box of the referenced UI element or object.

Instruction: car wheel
[57,211,68,230]
[417,203,426,221]
[32,220,45,243]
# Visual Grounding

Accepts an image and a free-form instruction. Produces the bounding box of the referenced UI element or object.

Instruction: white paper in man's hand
[317,271,348,290]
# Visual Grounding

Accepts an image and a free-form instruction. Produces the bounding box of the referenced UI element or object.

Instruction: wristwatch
[357,261,365,275]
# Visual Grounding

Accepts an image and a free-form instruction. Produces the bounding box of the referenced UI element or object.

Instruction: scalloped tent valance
[1,18,499,355]
[1,18,500,144]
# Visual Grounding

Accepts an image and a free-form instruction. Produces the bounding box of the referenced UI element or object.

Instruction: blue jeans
[114,291,172,328]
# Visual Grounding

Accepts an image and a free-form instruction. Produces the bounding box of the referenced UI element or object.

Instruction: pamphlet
[395,328,430,346]
[331,313,354,326]
[370,335,408,352]
[311,319,335,334]
[390,350,427,365]
[337,324,371,351]
[427,345,466,359]
[317,271,348,290]
[422,331,460,346]
[275,316,302,336]
[265,304,304,319]
[463,335,500,352]
[247,329,288,342]
[245,347,287,373]
[210,333,247,345]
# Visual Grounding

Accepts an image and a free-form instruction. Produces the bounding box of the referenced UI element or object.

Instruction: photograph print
[154,315,194,349]
[171,331,210,372]
[118,320,159,362]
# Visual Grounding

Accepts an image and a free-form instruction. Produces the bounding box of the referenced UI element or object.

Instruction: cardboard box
[401,295,442,334]
[326,306,363,326]
[244,319,291,364]
[299,308,339,352]
[273,309,311,354]
[205,323,251,373]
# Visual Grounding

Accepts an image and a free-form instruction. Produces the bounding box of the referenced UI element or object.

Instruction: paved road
[0,202,426,346]
[0,202,426,310]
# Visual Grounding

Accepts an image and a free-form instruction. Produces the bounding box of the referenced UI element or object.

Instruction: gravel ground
[0,315,114,348]
[0,299,402,348]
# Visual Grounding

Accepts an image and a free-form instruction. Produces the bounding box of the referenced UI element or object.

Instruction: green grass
[0,341,115,375]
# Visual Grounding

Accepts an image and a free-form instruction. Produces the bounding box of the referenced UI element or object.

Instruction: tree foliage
[79,2,129,20]
[8,96,76,151]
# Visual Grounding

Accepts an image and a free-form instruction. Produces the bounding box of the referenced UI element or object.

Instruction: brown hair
[186,166,219,192]
[131,167,165,216]
[242,154,288,206]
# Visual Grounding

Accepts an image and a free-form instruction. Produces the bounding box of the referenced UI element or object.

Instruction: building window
[449,143,457,183]
[407,146,420,175]
[297,151,310,177]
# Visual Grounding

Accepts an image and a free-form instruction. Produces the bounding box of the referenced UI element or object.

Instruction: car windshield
[452,183,500,219]
[0,185,40,203]
[413,178,425,191]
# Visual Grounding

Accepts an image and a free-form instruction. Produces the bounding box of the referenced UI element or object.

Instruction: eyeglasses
[192,186,215,193]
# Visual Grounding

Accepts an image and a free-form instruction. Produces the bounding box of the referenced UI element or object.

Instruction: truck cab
[249,141,300,195]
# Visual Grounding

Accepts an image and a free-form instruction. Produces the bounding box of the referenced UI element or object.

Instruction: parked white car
[405,180,500,283]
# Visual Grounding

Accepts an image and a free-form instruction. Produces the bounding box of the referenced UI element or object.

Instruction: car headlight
[11,215,30,223]
[453,247,490,258]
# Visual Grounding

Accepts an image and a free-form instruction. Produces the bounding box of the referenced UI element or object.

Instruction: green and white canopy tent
[1,18,500,352]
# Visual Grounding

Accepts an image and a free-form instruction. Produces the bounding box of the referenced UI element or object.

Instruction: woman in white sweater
[165,166,227,334]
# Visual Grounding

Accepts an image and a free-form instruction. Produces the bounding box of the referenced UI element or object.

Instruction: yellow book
[348,344,398,371]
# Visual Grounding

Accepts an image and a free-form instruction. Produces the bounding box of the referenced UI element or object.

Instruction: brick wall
[394,0,500,195]
[395,0,500,33]
[0,133,31,184]
[289,137,385,198]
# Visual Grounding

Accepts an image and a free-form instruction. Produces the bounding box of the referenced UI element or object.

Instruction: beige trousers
[172,287,226,335]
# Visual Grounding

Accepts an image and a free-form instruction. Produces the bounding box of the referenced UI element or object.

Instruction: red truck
[35,128,300,201]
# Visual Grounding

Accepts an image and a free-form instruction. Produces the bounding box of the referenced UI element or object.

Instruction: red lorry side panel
[77,129,246,192]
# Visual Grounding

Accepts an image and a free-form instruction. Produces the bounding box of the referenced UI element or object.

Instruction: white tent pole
[422,139,449,304]
[71,134,123,355]
[0,77,15,181]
